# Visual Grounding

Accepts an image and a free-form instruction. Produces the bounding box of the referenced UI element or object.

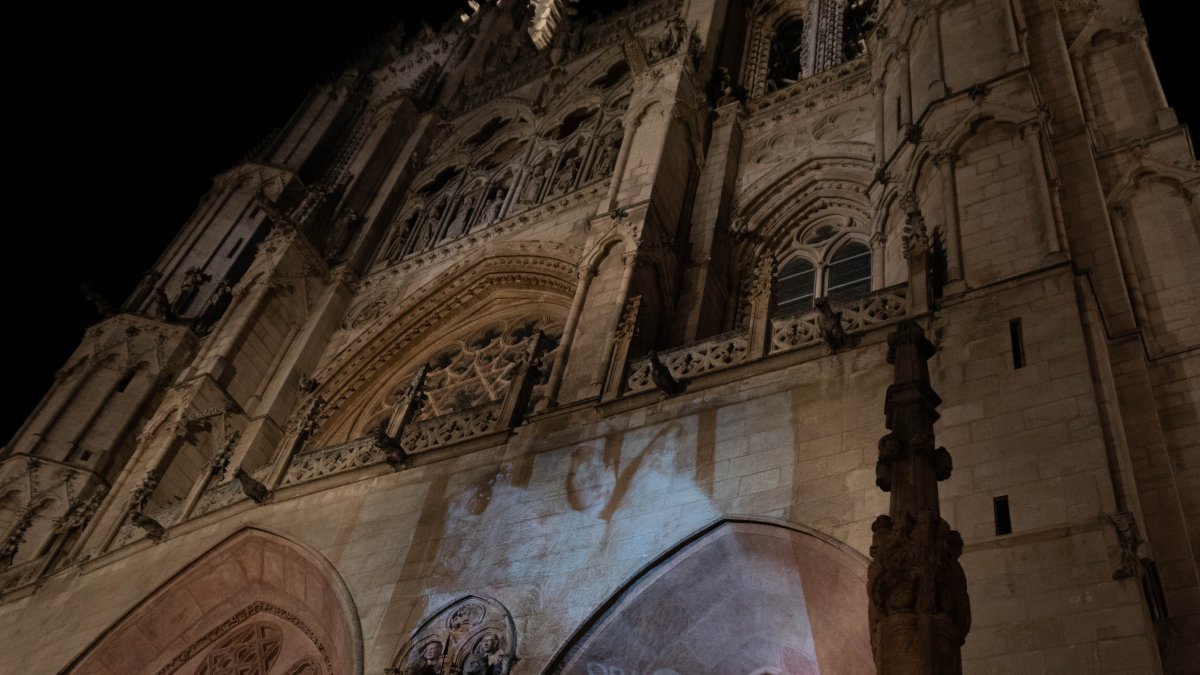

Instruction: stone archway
[546,520,874,675]
[65,527,362,675]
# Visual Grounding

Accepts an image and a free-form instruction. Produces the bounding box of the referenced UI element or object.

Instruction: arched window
[767,18,805,92]
[776,258,816,314]
[826,241,872,302]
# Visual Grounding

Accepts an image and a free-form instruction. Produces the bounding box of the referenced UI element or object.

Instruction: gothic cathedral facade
[1,1,1197,673]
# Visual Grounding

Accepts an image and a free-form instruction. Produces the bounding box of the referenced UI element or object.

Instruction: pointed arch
[314,241,581,443]
[65,526,363,675]
[543,518,873,674]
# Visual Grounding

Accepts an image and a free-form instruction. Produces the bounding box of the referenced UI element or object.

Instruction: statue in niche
[323,208,364,259]
[589,138,618,181]
[520,165,547,204]
[446,194,477,239]
[479,189,507,226]
[552,157,581,196]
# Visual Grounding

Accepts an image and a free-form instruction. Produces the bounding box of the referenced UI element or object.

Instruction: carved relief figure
[405,641,444,675]
[390,596,517,675]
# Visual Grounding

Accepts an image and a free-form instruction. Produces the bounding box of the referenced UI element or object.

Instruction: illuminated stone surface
[0,1,1196,674]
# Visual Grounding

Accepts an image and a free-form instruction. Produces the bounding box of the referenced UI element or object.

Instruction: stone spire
[868,320,971,674]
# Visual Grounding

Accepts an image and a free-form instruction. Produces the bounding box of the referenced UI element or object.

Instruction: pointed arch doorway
[546,520,874,675]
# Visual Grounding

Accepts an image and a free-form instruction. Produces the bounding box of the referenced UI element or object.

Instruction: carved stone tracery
[390,596,516,675]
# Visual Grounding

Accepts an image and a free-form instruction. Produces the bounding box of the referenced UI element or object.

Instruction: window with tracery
[771,223,873,316]
[194,623,282,675]
[766,17,806,92]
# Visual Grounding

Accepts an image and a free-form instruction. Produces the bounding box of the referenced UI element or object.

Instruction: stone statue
[481,189,506,226]
[589,138,618,181]
[447,195,476,238]
[552,157,581,195]
[521,166,546,204]
[324,208,364,259]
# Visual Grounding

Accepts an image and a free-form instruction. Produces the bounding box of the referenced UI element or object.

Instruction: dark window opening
[574,0,636,21]
[417,166,462,196]
[589,61,630,89]
[1009,319,1026,369]
[549,108,598,140]
[994,495,1013,535]
[767,18,805,92]
[226,237,244,259]
[777,258,816,315]
[465,117,510,147]
[843,0,878,61]
[80,450,93,462]
[826,242,872,302]
[896,96,902,130]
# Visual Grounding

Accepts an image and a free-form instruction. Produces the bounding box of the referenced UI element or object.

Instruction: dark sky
[4,3,1195,445]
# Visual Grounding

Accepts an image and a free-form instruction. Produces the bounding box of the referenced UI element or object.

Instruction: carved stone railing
[771,287,908,354]
[627,329,751,393]
[281,436,387,487]
[192,466,273,518]
[399,403,504,455]
[0,558,42,595]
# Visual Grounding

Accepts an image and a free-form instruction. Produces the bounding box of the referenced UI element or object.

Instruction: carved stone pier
[869,320,971,674]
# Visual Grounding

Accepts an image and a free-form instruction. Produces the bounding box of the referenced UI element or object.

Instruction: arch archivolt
[737,156,874,264]
[65,527,362,675]
[316,242,581,440]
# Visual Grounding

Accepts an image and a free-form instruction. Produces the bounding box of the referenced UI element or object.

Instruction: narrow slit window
[226,237,244,259]
[1009,318,1026,369]
[993,495,1012,535]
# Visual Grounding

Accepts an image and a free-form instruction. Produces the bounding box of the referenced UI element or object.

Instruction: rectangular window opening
[993,495,1013,536]
[227,237,244,259]
[895,97,902,130]
[1009,318,1026,369]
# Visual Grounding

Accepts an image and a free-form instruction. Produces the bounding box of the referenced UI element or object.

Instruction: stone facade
[1,0,1197,673]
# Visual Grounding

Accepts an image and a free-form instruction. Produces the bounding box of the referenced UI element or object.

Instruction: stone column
[868,321,971,675]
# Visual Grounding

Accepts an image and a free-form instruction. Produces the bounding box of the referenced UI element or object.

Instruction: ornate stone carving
[628,330,750,393]
[128,470,166,542]
[1108,511,1143,579]
[389,596,517,675]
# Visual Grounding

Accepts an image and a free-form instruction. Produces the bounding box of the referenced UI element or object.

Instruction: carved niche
[389,596,517,675]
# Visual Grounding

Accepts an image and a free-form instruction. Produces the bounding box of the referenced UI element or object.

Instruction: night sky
[5,3,1194,444]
